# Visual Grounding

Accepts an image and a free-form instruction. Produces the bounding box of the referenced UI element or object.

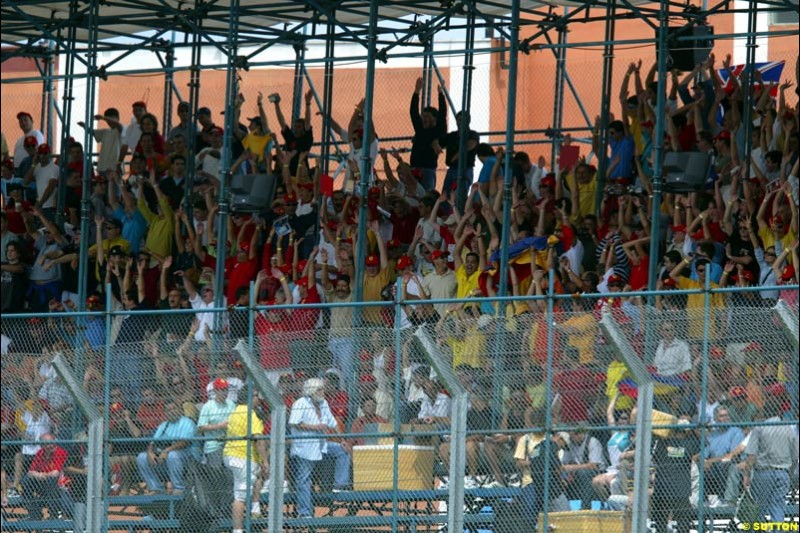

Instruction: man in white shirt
[79,108,123,174]
[653,321,691,376]
[13,111,44,167]
[120,101,147,161]
[23,144,58,215]
[182,274,220,342]
[195,127,223,187]
[421,250,457,317]
[289,379,351,518]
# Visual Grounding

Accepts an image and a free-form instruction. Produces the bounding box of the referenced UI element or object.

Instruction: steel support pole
[44,47,56,147]
[647,0,670,292]
[550,20,567,174]
[213,0,240,325]
[320,20,336,176]
[497,0,522,299]
[292,40,306,122]
[456,4,476,212]
[55,5,79,229]
[422,37,435,108]
[740,0,759,180]
[184,13,203,221]
[541,269,556,532]
[353,0,380,310]
[695,272,714,529]
[594,0,617,215]
[162,46,175,138]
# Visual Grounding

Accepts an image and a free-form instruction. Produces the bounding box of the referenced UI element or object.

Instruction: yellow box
[538,511,626,533]
[353,445,434,491]
[651,409,677,439]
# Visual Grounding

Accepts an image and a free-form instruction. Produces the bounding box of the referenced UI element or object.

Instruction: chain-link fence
[1,285,797,532]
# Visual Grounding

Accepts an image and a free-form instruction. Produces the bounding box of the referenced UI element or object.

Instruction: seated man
[702,405,745,506]
[136,400,200,494]
[288,378,351,519]
[20,433,68,521]
[561,427,607,510]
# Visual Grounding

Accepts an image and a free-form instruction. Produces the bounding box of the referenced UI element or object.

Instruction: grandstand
[1,0,799,532]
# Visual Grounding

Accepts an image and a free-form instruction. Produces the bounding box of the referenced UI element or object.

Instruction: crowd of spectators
[1,52,799,530]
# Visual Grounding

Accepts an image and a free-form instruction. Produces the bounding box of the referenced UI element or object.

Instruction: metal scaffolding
[1,1,798,532]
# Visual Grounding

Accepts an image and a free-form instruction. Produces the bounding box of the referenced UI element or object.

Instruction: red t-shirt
[391,208,420,244]
[628,254,649,291]
[30,446,68,473]
[255,311,291,369]
[5,204,32,234]
[293,286,321,336]
[553,367,596,423]
[136,402,165,433]
[226,257,258,304]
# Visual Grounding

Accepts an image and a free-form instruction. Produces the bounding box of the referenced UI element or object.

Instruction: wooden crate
[538,511,626,533]
[353,445,434,491]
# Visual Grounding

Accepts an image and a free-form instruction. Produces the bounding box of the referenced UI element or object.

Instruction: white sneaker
[464,476,479,489]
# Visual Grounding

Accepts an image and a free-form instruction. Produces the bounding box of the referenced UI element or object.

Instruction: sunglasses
[696,268,706,273]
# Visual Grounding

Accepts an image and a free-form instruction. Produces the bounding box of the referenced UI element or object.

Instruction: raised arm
[410,78,424,131]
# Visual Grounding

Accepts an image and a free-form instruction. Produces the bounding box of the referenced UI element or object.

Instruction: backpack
[176,461,233,533]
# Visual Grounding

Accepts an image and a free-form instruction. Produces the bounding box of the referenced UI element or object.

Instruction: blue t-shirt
[478,156,503,184]
[609,135,635,182]
[113,206,148,255]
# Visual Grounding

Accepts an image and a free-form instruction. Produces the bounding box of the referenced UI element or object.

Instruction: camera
[267,93,280,104]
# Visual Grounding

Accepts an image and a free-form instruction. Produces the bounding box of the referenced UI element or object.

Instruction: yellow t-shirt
[223,404,265,462]
[606,360,633,411]
[676,276,724,339]
[241,132,274,163]
[563,312,597,364]
[455,264,481,300]
[567,176,598,224]
[447,329,486,369]
[758,227,796,256]
[88,236,131,258]
[362,268,391,325]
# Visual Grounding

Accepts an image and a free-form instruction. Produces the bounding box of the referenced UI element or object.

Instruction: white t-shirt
[14,129,44,166]
[398,277,421,329]
[122,119,141,151]
[94,128,122,172]
[21,410,52,456]
[196,148,221,181]
[34,162,59,208]
[341,127,379,195]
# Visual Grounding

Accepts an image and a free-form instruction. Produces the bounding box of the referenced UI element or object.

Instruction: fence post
[599,308,653,533]
[232,340,286,533]
[413,327,467,533]
[51,354,104,533]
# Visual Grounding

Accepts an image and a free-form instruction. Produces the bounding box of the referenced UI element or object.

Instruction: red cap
[213,378,229,390]
[359,374,376,384]
[710,346,725,359]
[608,274,624,285]
[396,255,413,270]
[781,264,796,281]
[110,402,124,413]
[37,143,51,154]
[431,250,447,261]
[23,135,38,147]
[742,342,763,353]
[732,270,755,283]
[671,224,686,233]
[132,101,147,108]
[764,382,786,396]
[365,254,379,267]
[662,277,677,288]
[386,239,400,249]
[1,158,13,170]
[296,276,310,286]
[16,112,33,120]
[729,385,747,398]
[714,130,731,141]
[540,174,556,189]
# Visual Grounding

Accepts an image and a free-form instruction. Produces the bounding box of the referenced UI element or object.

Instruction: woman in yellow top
[223,391,268,533]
